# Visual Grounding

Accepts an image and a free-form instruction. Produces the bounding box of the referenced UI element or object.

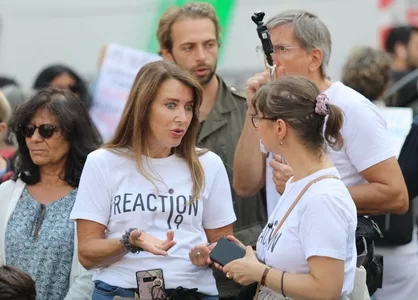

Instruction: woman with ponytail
[215,76,357,300]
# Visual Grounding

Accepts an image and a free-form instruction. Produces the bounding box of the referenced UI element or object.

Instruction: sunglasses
[20,124,59,139]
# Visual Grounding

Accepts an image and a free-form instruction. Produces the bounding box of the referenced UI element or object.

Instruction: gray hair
[266,10,332,77]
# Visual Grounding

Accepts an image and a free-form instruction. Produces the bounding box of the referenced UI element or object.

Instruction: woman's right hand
[129,230,176,256]
[189,242,217,267]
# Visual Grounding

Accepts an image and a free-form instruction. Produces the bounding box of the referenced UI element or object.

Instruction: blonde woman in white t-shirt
[215,76,357,300]
[70,61,236,300]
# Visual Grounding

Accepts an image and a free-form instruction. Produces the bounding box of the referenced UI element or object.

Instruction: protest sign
[90,44,162,141]
[379,107,413,157]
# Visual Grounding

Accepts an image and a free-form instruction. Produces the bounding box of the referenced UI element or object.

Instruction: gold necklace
[292,154,327,182]
[306,156,327,176]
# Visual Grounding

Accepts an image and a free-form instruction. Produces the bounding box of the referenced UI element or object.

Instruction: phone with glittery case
[136,269,166,300]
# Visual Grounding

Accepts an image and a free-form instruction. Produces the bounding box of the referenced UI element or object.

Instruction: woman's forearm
[78,238,128,270]
[262,268,341,300]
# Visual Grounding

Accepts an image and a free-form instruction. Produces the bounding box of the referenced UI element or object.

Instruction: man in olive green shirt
[157,2,267,299]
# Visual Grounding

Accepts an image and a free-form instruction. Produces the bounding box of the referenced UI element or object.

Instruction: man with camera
[234,9,408,296]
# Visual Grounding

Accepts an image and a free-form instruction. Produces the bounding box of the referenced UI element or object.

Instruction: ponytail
[324,104,344,151]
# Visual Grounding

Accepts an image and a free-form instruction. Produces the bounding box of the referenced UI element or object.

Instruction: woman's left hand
[189,242,217,267]
[223,246,265,286]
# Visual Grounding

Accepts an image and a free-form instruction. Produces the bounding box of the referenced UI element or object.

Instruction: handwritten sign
[379,107,413,157]
[90,44,162,141]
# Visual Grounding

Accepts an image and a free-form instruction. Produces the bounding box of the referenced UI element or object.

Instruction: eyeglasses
[19,124,59,139]
[251,116,277,128]
[33,204,45,241]
[256,44,300,58]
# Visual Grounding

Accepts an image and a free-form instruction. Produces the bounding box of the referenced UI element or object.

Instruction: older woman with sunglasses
[0,88,102,300]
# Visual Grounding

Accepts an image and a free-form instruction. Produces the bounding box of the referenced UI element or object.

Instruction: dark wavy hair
[0,265,36,300]
[10,88,102,187]
[33,64,91,109]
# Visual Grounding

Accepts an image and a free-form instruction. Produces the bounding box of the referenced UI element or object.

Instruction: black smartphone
[209,236,246,266]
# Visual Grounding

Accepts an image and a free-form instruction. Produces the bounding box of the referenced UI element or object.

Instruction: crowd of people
[0,2,417,300]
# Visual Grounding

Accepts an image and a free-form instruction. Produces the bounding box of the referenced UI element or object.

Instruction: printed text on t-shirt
[258,220,283,253]
[111,192,198,230]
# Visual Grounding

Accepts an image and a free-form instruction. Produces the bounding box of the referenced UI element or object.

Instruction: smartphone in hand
[209,236,246,266]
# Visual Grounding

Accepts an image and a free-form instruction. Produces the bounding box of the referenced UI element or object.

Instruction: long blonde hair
[104,60,205,201]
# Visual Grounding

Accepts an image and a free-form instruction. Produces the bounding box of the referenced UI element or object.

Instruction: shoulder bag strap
[255,174,339,300]
[269,174,339,242]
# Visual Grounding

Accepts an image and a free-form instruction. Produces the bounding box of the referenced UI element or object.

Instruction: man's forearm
[233,113,265,196]
[348,183,408,215]
[357,209,386,215]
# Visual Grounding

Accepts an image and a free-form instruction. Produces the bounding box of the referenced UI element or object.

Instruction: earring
[279,141,283,146]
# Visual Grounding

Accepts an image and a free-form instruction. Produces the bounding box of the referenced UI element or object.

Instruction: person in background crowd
[342,46,391,107]
[398,115,418,226]
[217,76,357,300]
[0,76,20,89]
[0,77,24,159]
[0,76,27,112]
[0,265,37,300]
[234,10,408,296]
[33,64,91,109]
[0,84,27,111]
[70,61,236,300]
[157,3,267,298]
[342,45,418,300]
[384,25,418,115]
[0,91,15,183]
[0,88,102,300]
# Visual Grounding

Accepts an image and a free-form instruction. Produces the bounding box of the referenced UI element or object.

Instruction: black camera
[251,11,265,25]
[251,11,274,66]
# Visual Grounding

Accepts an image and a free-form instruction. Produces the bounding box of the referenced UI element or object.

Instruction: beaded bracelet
[120,228,144,254]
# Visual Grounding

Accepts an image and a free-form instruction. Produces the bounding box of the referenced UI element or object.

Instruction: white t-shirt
[70,148,236,296]
[323,81,395,186]
[262,81,394,205]
[260,142,281,218]
[329,88,417,256]
[256,168,357,298]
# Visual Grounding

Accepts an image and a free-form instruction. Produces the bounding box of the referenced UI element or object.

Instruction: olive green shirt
[197,75,267,298]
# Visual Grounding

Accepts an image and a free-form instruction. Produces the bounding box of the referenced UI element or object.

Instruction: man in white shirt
[341,45,418,300]
[235,12,409,297]
[234,9,408,240]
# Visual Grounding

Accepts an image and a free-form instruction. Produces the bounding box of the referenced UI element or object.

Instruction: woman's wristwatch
[120,228,144,254]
